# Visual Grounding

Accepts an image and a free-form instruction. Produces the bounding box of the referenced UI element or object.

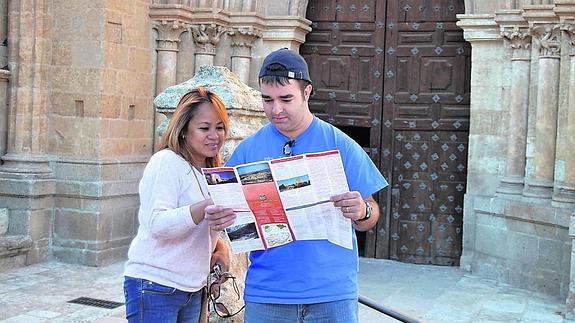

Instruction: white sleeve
[139,153,199,239]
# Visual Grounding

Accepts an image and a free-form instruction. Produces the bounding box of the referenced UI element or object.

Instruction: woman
[124,87,231,323]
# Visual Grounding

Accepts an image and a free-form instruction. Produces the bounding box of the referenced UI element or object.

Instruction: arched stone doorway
[301,0,471,265]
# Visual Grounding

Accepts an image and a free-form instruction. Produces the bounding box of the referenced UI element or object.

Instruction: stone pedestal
[567,213,575,319]
[0,154,54,267]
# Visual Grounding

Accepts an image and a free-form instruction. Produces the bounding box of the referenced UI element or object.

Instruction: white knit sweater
[124,149,219,292]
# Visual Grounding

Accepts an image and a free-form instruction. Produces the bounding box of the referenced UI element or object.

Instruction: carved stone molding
[456,15,501,42]
[500,26,532,59]
[228,27,262,56]
[190,23,226,55]
[531,24,562,57]
[562,23,575,55]
[153,20,189,51]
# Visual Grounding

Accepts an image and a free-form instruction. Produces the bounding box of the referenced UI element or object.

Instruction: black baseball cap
[258,48,312,83]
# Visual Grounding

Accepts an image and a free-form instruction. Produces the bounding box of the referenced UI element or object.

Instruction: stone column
[0,0,7,157]
[152,20,188,150]
[556,5,575,319]
[228,27,261,83]
[455,14,504,271]
[563,21,575,321]
[153,20,188,94]
[523,24,562,199]
[0,0,55,267]
[191,23,226,73]
[0,0,7,68]
[0,69,8,157]
[553,4,575,203]
[1,0,52,174]
[497,26,532,195]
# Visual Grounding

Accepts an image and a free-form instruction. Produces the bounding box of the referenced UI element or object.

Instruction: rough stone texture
[0,235,32,272]
[46,0,154,267]
[0,0,311,273]
[458,4,575,311]
[0,208,7,235]
[154,65,267,161]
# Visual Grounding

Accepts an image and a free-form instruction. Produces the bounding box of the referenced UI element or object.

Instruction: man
[206,48,388,322]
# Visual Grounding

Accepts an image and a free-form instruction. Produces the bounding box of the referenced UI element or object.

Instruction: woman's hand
[210,239,231,284]
[211,239,231,272]
[205,205,236,231]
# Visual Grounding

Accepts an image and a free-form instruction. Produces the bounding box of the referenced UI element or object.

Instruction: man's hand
[205,204,236,231]
[330,191,366,222]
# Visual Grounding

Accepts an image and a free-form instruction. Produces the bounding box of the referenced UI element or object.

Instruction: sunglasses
[207,264,244,318]
[283,139,295,156]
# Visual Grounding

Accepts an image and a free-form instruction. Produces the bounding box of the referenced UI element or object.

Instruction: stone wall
[459,0,575,313]
[48,0,155,266]
[0,0,311,270]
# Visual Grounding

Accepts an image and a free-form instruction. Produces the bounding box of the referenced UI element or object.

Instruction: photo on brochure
[277,175,311,192]
[261,223,293,247]
[226,222,260,242]
[204,169,238,185]
[237,162,274,185]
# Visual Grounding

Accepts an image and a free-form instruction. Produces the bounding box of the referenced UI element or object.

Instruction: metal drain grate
[67,297,124,309]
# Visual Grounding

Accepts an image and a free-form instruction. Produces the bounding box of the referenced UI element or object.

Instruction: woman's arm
[210,238,231,273]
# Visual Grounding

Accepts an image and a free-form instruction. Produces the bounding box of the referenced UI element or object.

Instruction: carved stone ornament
[501,26,532,50]
[190,24,227,55]
[561,23,575,55]
[228,27,262,48]
[531,24,562,57]
[153,20,189,51]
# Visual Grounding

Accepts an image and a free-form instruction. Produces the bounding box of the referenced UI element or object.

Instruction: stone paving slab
[0,258,571,322]
[358,258,570,323]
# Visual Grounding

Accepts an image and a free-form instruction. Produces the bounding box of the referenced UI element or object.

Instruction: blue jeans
[244,299,358,323]
[123,276,203,323]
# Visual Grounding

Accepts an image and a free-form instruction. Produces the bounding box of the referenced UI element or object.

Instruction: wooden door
[302,0,470,265]
[301,0,388,258]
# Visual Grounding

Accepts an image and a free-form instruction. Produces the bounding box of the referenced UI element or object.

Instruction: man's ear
[304,84,313,101]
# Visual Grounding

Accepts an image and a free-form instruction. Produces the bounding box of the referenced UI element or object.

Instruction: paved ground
[0,258,570,322]
[358,259,568,323]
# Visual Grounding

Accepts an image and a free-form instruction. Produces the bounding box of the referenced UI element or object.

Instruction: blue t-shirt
[226,117,388,304]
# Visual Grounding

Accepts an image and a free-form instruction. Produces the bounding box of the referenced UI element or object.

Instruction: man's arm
[352,196,380,232]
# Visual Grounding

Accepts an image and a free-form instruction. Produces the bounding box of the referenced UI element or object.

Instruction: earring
[182,135,186,139]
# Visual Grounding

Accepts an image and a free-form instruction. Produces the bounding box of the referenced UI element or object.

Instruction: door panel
[389,130,466,265]
[384,0,469,265]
